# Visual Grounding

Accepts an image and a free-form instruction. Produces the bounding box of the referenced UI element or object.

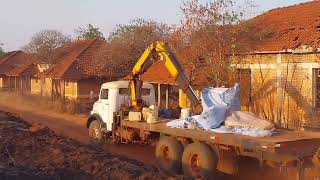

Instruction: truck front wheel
[88,120,103,144]
[155,136,183,174]
[182,143,218,179]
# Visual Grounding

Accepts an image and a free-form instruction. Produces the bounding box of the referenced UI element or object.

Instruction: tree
[75,24,104,40]
[23,30,70,64]
[0,42,5,57]
[108,19,172,42]
[180,0,254,88]
[96,19,173,77]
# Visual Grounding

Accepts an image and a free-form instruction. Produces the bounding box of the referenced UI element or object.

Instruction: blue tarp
[196,84,240,130]
[167,84,240,130]
[166,84,273,137]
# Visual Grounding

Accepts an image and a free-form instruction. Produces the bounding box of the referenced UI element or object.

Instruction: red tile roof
[141,60,194,85]
[249,1,320,51]
[0,51,18,65]
[6,63,40,76]
[0,51,35,76]
[21,63,40,76]
[40,39,106,79]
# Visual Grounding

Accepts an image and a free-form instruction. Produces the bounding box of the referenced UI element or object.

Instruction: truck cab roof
[101,81,154,89]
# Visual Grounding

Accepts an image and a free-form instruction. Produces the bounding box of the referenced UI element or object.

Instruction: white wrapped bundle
[225,111,274,130]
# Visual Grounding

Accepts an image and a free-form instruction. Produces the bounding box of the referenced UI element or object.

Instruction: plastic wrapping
[166,84,274,137]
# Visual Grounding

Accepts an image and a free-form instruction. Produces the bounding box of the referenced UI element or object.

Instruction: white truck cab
[88,81,155,132]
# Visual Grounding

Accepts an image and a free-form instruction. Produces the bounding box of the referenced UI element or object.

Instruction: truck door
[98,88,109,123]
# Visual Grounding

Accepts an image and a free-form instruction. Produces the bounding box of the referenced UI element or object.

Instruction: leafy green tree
[23,30,70,64]
[108,19,172,41]
[75,24,105,40]
[96,19,173,77]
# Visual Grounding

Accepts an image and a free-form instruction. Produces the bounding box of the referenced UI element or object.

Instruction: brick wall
[281,66,311,128]
[41,78,52,97]
[64,79,78,99]
[31,78,41,95]
[233,52,320,129]
[250,68,278,124]
[0,76,8,89]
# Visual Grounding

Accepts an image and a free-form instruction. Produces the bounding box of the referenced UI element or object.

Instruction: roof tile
[0,51,36,76]
[141,60,194,85]
[250,1,320,51]
[40,39,106,79]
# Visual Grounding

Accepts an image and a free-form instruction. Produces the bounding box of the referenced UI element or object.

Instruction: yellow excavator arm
[132,42,178,77]
[129,41,200,109]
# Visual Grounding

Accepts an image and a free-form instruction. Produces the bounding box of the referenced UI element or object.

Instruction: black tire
[88,120,104,144]
[155,136,183,174]
[182,143,218,179]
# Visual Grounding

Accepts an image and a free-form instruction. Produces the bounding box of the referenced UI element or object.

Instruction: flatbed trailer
[87,81,320,179]
[120,119,320,180]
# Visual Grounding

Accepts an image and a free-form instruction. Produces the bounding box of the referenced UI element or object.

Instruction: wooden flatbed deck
[122,119,320,156]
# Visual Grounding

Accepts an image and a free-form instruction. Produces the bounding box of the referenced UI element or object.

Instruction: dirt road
[1,101,318,180]
[0,103,156,165]
[0,111,174,180]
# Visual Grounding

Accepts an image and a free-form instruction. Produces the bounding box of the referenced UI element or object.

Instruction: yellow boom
[129,41,200,109]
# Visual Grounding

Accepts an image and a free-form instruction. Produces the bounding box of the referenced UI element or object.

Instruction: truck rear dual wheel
[155,136,183,174]
[182,143,218,179]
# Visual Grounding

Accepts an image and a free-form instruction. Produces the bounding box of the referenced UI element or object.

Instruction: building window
[314,68,320,108]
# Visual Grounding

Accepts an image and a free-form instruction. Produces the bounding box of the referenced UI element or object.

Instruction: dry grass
[0,91,80,115]
[64,99,79,115]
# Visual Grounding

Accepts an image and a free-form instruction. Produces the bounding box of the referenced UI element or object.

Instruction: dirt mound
[0,165,56,180]
[248,1,320,51]
[0,111,184,180]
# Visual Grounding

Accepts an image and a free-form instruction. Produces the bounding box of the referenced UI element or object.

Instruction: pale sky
[0,0,310,51]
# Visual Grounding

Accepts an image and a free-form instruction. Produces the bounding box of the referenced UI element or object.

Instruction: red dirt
[249,0,320,51]
[0,111,269,180]
[0,111,183,180]
[0,95,318,179]
[0,100,157,165]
